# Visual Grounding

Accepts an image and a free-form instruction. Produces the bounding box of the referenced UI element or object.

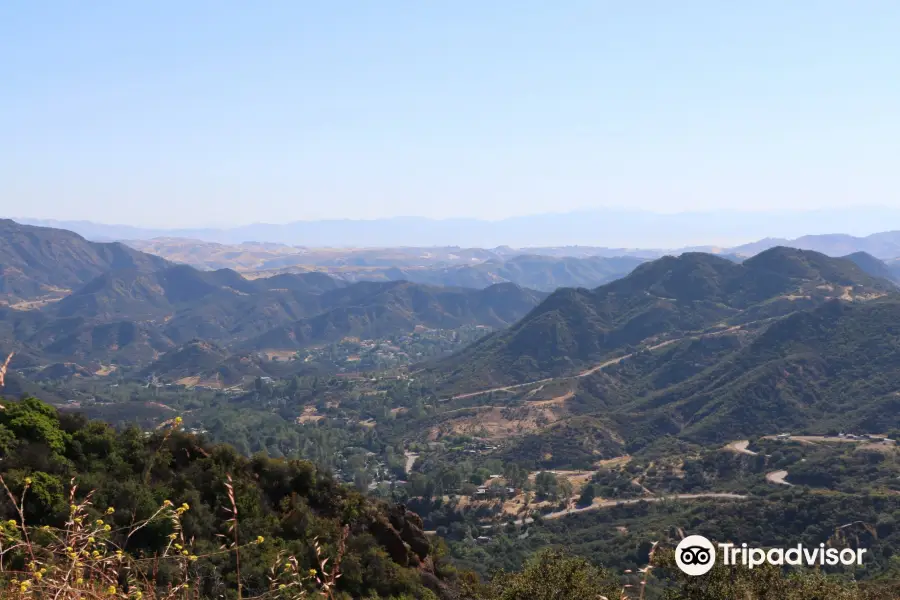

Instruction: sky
[2,1,900,228]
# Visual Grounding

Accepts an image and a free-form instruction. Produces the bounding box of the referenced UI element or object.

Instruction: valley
[4,218,900,594]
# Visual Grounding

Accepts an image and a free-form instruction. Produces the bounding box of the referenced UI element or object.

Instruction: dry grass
[0,352,11,391]
[296,407,324,424]
[430,403,566,441]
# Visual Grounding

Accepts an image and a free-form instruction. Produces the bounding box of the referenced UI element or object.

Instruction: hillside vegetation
[0,221,547,380]
[427,247,893,392]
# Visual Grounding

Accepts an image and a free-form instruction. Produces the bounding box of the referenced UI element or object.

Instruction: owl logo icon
[675,535,716,576]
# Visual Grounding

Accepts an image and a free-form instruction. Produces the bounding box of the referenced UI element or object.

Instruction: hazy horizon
[14,206,900,249]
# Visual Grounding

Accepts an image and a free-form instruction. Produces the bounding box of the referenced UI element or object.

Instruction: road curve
[724,440,757,456]
[766,470,792,486]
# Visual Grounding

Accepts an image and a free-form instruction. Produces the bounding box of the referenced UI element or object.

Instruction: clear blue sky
[2,1,900,228]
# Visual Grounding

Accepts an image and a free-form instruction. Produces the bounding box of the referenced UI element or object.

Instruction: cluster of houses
[463,440,500,454]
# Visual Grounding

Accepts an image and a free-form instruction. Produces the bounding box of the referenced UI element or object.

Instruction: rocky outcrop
[369,504,430,567]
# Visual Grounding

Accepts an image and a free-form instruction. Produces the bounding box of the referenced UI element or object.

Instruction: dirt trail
[492,493,748,527]
[527,391,575,407]
[449,323,751,402]
[724,440,757,456]
[766,470,792,486]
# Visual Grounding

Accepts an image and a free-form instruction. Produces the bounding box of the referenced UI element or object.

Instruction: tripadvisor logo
[675,535,867,576]
[675,536,716,576]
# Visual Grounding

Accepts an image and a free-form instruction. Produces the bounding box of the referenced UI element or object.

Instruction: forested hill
[427,247,895,392]
[0,396,452,599]
[0,396,897,599]
[0,219,171,304]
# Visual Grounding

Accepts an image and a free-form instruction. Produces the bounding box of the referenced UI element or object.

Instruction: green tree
[534,471,558,499]
[489,549,619,600]
[577,483,595,507]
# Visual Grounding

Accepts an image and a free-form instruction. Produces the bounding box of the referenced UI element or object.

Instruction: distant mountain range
[116,238,647,292]
[730,231,900,259]
[117,228,900,287]
[16,206,900,248]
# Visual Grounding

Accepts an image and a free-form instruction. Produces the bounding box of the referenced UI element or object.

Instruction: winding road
[448,324,750,402]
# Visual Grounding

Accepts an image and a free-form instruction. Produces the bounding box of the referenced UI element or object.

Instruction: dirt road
[766,470,792,486]
[489,492,748,528]
[724,440,757,456]
[448,324,751,402]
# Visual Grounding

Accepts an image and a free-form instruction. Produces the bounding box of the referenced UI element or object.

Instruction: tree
[489,549,619,600]
[577,484,595,507]
[557,476,573,501]
[534,471,558,499]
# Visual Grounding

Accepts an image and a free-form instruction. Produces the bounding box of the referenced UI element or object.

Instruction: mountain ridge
[425,247,895,393]
[0,219,171,304]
